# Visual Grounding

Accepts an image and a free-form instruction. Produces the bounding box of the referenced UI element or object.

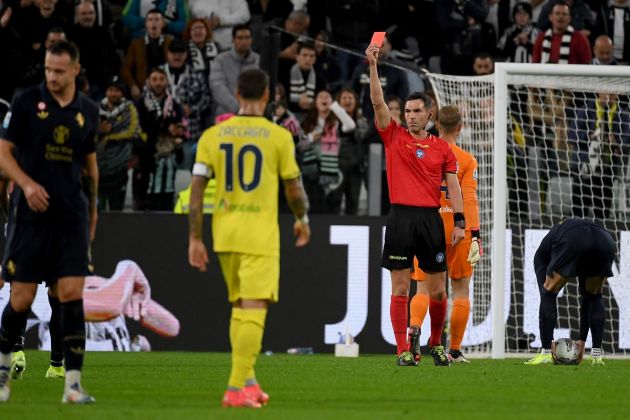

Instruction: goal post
[426,63,630,358]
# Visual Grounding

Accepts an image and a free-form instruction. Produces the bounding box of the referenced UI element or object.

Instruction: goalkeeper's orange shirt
[439,143,479,244]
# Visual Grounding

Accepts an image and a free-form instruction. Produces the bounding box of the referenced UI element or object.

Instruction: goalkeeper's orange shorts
[412,240,473,281]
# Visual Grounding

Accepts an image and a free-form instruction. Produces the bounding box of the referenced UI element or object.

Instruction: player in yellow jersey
[188,69,310,409]
[409,105,482,365]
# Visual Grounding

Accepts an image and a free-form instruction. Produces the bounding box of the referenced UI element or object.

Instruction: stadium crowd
[0,0,628,215]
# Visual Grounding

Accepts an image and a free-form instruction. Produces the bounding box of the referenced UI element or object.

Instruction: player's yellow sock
[228,308,267,389]
[450,298,470,351]
[410,292,429,327]
[229,307,243,350]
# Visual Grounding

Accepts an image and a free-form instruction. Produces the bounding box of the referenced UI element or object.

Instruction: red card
[370,32,386,48]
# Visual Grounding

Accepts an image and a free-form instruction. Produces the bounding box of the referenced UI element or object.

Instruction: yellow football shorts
[217,252,280,303]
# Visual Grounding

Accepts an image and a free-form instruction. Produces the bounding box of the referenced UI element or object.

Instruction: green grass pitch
[1,351,629,419]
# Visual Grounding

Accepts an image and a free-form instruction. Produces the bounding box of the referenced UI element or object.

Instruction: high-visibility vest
[173,179,216,214]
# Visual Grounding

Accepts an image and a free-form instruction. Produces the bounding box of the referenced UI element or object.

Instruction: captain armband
[192,163,212,178]
[454,212,466,229]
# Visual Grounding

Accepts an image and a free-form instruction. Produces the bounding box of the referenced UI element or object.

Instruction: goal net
[426,64,630,357]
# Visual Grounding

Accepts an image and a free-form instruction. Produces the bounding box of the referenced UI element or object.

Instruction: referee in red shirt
[366,43,465,366]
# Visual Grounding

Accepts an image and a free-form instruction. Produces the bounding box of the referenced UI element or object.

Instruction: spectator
[120,9,173,99]
[533,1,592,64]
[308,0,379,82]
[472,52,495,75]
[273,84,302,145]
[436,0,490,75]
[30,0,67,48]
[592,35,618,65]
[21,27,66,88]
[485,0,514,42]
[247,0,294,52]
[188,0,251,52]
[351,36,408,120]
[537,0,595,37]
[313,30,341,91]
[425,89,439,136]
[334,87,369,216]
[300,90,348,213]
[497,2,541,63]
[68,0,120,99]
[97,76,141,210]
[288,41,326,120]
[277,9,310,90]
[209,24,260,118]
[71,0,114,28]
[273,83,303,213]
[134,67,185,211]
[160,39,211,143]
[593,0,630,64]
[569,91,630,220]
[182,18,219,80]
[0,3,19,100]
[121,0,188,38]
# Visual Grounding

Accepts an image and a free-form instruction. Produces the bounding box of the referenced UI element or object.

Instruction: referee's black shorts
[1,220,90,285]
[546,224,615,280]
[381,204,447,273]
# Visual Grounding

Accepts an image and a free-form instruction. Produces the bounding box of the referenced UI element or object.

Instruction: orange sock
[409,293,429,327]
[450,298,470,351]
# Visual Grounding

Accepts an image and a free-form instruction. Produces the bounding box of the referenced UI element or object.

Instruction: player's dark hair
[232,23,251,39]
[405,91,432,110]
[437,105,462,133]
[47,39,80,63]
[238,69,268,100]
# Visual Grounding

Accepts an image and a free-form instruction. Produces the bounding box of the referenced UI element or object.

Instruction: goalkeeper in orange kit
[409,105,481,365]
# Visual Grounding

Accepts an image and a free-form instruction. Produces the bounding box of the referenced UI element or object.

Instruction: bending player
[525,218,614,366]
[409,106,481,365]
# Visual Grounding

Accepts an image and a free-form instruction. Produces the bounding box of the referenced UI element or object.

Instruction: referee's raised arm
[366,44,391,130]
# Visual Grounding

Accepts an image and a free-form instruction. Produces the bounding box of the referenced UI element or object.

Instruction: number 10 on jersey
[219,143,263,192]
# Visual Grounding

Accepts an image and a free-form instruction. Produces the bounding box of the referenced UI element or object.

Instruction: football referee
[366,43,465,367]
[0,40,99,403]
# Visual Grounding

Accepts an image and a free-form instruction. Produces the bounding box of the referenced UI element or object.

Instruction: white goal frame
[491,63,630,358]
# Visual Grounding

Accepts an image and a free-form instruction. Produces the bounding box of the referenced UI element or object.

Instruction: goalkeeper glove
[467,231,482,267]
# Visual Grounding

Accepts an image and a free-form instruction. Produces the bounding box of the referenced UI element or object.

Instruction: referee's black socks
[60,299,86,371]
[539,288,558,350]
[0,303,29,356]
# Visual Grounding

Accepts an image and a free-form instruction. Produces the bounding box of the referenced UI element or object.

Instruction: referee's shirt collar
[39,82,82,110]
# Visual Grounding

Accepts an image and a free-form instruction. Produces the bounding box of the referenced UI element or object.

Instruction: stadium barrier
[1,213,628,355]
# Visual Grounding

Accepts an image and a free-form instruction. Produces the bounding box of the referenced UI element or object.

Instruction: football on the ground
[553,338,580,365]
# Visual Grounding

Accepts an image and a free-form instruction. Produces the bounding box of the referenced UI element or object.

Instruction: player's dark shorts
[381,204,447,272]
[540,224,615,283]
[1,220,90,285]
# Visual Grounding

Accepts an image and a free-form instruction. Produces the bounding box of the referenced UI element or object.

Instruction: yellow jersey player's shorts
[412,231,473,281]
[218,253,280,303]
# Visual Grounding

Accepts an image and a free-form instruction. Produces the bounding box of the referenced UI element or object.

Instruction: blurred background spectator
[188,0,251,52]
[122,0,188,38]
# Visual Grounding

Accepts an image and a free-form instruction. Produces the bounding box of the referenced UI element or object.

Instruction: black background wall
[1,213,393,354]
